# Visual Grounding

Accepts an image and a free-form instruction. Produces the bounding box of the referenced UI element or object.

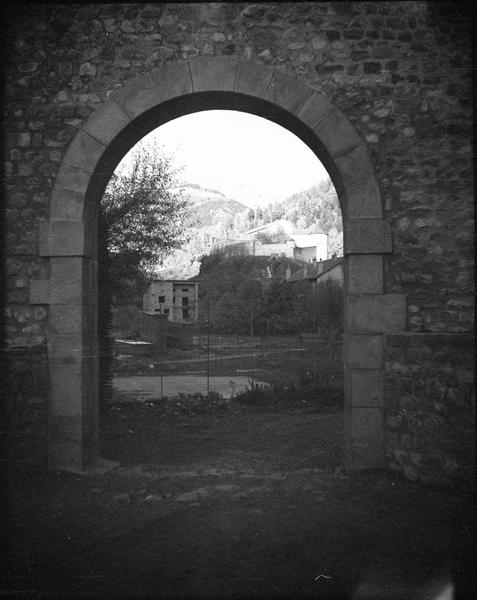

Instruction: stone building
[3,2,474,485]
[143,280,199,323]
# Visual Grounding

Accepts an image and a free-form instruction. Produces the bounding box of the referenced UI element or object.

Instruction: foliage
[98,142,190,400]
[236,373,343,410]
[197,254,343,337]
[255,226,290,244]
[99,141,190,304]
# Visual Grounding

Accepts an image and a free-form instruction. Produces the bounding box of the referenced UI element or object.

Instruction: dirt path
[2,402,474,599]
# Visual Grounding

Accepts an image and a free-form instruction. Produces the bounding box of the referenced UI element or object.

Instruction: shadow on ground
[2,401,474,599]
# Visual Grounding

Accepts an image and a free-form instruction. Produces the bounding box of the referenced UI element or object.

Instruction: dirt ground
[2,399,474,600]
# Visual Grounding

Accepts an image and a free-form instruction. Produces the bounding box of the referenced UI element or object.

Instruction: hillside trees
[99,142,190,304]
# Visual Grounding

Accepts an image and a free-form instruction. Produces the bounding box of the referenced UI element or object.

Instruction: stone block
[50,188,85,221]
[149,61,193,101]
[335,146,375,188]
[235,60,274,98]
[350,370,384,407]
[50,257,86,281]
[346,334,384,369]
[348,407,384,468]
[347,294,407,333]
[297,92,334,129]
[347,255,383,294]
[82,99,131,146]
[112,74,161,119]
[48,333,84,363]
[49,305,84,335]
[265,70,314,115]
[344,219,392,254]
[189,56,237,92]
[49,365,83,417]
[342,180,383,219]
[39,221,88,257]
[63,131,106,173]
[49,281,85,305]
[54,163,91,195]
[30,279,50,304]
[314,108,363,157]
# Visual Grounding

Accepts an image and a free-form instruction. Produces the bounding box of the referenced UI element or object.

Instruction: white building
[143,280,199,323]
[291,224,328,262]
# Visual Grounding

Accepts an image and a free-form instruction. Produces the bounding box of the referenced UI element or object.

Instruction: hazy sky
[118,110,329,208]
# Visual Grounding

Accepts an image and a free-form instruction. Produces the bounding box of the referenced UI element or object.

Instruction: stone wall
[3,345,49,469]
[3,2,474,482]
[385,334,474,486]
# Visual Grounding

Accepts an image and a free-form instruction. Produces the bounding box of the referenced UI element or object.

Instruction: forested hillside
[158,178,342,279]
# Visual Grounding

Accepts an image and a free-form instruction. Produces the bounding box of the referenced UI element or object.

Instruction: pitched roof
[293,223,326,235]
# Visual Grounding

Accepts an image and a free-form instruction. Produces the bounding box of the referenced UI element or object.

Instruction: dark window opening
[182,297,189,306]
[182,308,189,320]
[158,295,165,303]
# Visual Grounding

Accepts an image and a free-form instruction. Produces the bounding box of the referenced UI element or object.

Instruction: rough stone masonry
[3,2,474,485]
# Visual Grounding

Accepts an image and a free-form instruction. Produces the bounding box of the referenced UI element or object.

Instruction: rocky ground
[2,397,474,599]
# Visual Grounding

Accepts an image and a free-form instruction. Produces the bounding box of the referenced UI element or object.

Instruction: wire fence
[111,319,343,405]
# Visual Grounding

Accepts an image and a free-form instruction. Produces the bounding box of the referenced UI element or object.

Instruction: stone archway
[31,57,405,472]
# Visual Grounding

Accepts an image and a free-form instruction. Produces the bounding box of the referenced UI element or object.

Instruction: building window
[164,308,170,316]
[158,295,165,303]
[182,308,189,320]
[182,288,189,293]
[182,297,189,306]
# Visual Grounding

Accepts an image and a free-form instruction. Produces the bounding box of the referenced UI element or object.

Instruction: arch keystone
[82,99,132,146]
[189,56,238,92]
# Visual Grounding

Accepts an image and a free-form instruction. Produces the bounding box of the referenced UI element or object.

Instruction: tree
[99,142,189,304]
[97,142,190,400]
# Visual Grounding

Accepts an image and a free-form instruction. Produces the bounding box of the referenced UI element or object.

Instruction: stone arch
[33,57,405,471]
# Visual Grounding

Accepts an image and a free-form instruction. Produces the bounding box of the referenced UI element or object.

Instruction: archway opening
[44,71,392,475]
[98,106,345,473]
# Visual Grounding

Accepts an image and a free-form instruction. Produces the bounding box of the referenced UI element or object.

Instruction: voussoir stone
[189,56,237,92]
[81,100,132,146]
[234,60,274,98]
[265,70,314,115]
